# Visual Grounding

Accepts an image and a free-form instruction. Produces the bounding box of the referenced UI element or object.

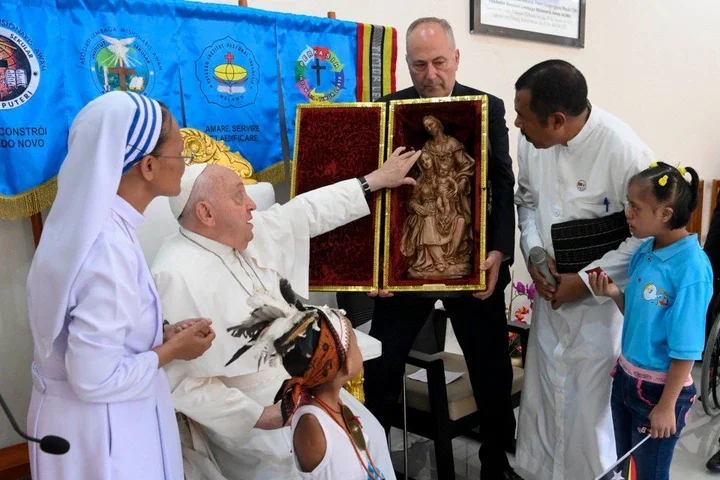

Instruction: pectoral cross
[311,58,326,85]
[109,60,136,91]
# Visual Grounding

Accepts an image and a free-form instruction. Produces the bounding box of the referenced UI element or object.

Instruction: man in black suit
[704,191,720,473]
[363,17,520,480]
[705,192,720,341]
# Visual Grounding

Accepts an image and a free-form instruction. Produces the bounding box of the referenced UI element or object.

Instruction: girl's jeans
[611,363,696,480]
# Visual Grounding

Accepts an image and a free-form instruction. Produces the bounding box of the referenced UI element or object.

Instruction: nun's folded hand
[164,317,213,342]
[167,319,215,361]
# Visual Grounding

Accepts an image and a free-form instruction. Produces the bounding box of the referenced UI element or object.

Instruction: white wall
[214,0,720,232]
[0,220,35,448]
[2,0,720,449]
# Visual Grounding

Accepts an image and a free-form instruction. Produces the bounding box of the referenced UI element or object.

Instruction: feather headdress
[225,279,350,377]
[226,278,353,423]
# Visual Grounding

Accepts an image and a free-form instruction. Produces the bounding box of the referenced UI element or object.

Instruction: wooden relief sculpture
[400,115,475,279]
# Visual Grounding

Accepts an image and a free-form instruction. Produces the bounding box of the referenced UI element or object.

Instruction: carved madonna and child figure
[400,115,475,279]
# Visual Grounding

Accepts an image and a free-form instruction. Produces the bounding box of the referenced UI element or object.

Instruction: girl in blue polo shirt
[589,162,712,480]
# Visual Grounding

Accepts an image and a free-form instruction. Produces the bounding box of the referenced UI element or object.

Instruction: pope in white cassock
[512,61,656,480]
[151,148,420,480]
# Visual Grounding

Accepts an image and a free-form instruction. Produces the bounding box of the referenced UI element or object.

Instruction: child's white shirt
[291,404,387,480]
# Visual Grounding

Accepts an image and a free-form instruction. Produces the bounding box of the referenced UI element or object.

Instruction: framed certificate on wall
[470,0,586,48]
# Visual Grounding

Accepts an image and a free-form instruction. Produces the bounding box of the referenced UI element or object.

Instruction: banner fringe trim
[0,178,57,221]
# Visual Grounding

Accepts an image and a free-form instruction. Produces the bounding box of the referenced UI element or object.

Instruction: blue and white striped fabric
[123,92,162,172]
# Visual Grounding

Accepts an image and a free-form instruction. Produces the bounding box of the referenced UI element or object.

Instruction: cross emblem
[224,52,235,63]
[311,58,326,85]
[108,59,136,91]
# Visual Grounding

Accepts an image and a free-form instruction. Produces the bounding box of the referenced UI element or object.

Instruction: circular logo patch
[294,45,345,103]
[82,28,159,95]
[196,36,260,109]
[0,26,40,110]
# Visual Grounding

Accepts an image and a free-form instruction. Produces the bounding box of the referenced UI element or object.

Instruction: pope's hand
[364,147,421,191]
[255,402,284,430]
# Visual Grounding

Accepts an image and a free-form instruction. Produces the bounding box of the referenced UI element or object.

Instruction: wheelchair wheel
[701,310,720,416]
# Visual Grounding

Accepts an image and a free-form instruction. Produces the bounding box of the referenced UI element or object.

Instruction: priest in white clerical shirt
[513,61,655,480]
[151,148,419,480]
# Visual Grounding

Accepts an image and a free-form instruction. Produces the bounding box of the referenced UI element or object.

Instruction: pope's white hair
[178,165,222,226]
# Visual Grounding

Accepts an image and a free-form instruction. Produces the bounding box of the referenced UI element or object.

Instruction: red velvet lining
[293,107,383,287]
[386,100,486,288]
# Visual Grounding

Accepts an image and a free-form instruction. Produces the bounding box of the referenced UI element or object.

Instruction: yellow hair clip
[649,162,659,168]
[658,175,669,186]
[677,166,687,176]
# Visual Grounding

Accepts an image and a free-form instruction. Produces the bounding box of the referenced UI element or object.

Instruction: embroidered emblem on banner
[196,36,259,108]
[81,28,160,94]
[294,45,345,103]
[577,180,586,191]
[0,25,41,110]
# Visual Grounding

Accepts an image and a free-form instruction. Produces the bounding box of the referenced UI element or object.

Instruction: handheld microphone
[0,391,69,455]
[529,246,558,287]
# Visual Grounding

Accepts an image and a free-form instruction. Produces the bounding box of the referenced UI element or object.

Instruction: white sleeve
[514,139,544,264]
[579,148,654,302]
[259,178,370,241]
[172,376,264,441]
[65,236,159,403]
[296,178,370,238]
[248,179,370,296]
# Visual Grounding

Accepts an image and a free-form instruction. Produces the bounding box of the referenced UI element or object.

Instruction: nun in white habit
[26,91,216,480]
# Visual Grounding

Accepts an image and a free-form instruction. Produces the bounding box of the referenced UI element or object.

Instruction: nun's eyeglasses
[157,152,195,166]
[127,142,195,166]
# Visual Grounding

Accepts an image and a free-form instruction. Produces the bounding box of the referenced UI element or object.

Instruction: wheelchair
[701,296,720,416]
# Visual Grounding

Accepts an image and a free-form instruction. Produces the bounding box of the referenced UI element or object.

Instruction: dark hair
[629,162,700,229]
[514,60,588,123]
[148,100,172,156]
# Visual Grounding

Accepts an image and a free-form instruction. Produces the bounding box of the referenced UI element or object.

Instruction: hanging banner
[57,0,183,122]
[356,24,398,102]
[277,15,359,160]
[0,0,399,220]
[0,0,67,220]
[176,1,283,182]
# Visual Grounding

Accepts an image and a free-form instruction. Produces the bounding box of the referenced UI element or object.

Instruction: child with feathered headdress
[226,280,392,480]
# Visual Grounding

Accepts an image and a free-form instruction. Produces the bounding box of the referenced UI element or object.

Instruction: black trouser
[364,291,516,469]
[705,284,719,343]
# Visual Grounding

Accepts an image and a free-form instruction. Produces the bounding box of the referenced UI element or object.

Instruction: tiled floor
[385,323,720,480]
